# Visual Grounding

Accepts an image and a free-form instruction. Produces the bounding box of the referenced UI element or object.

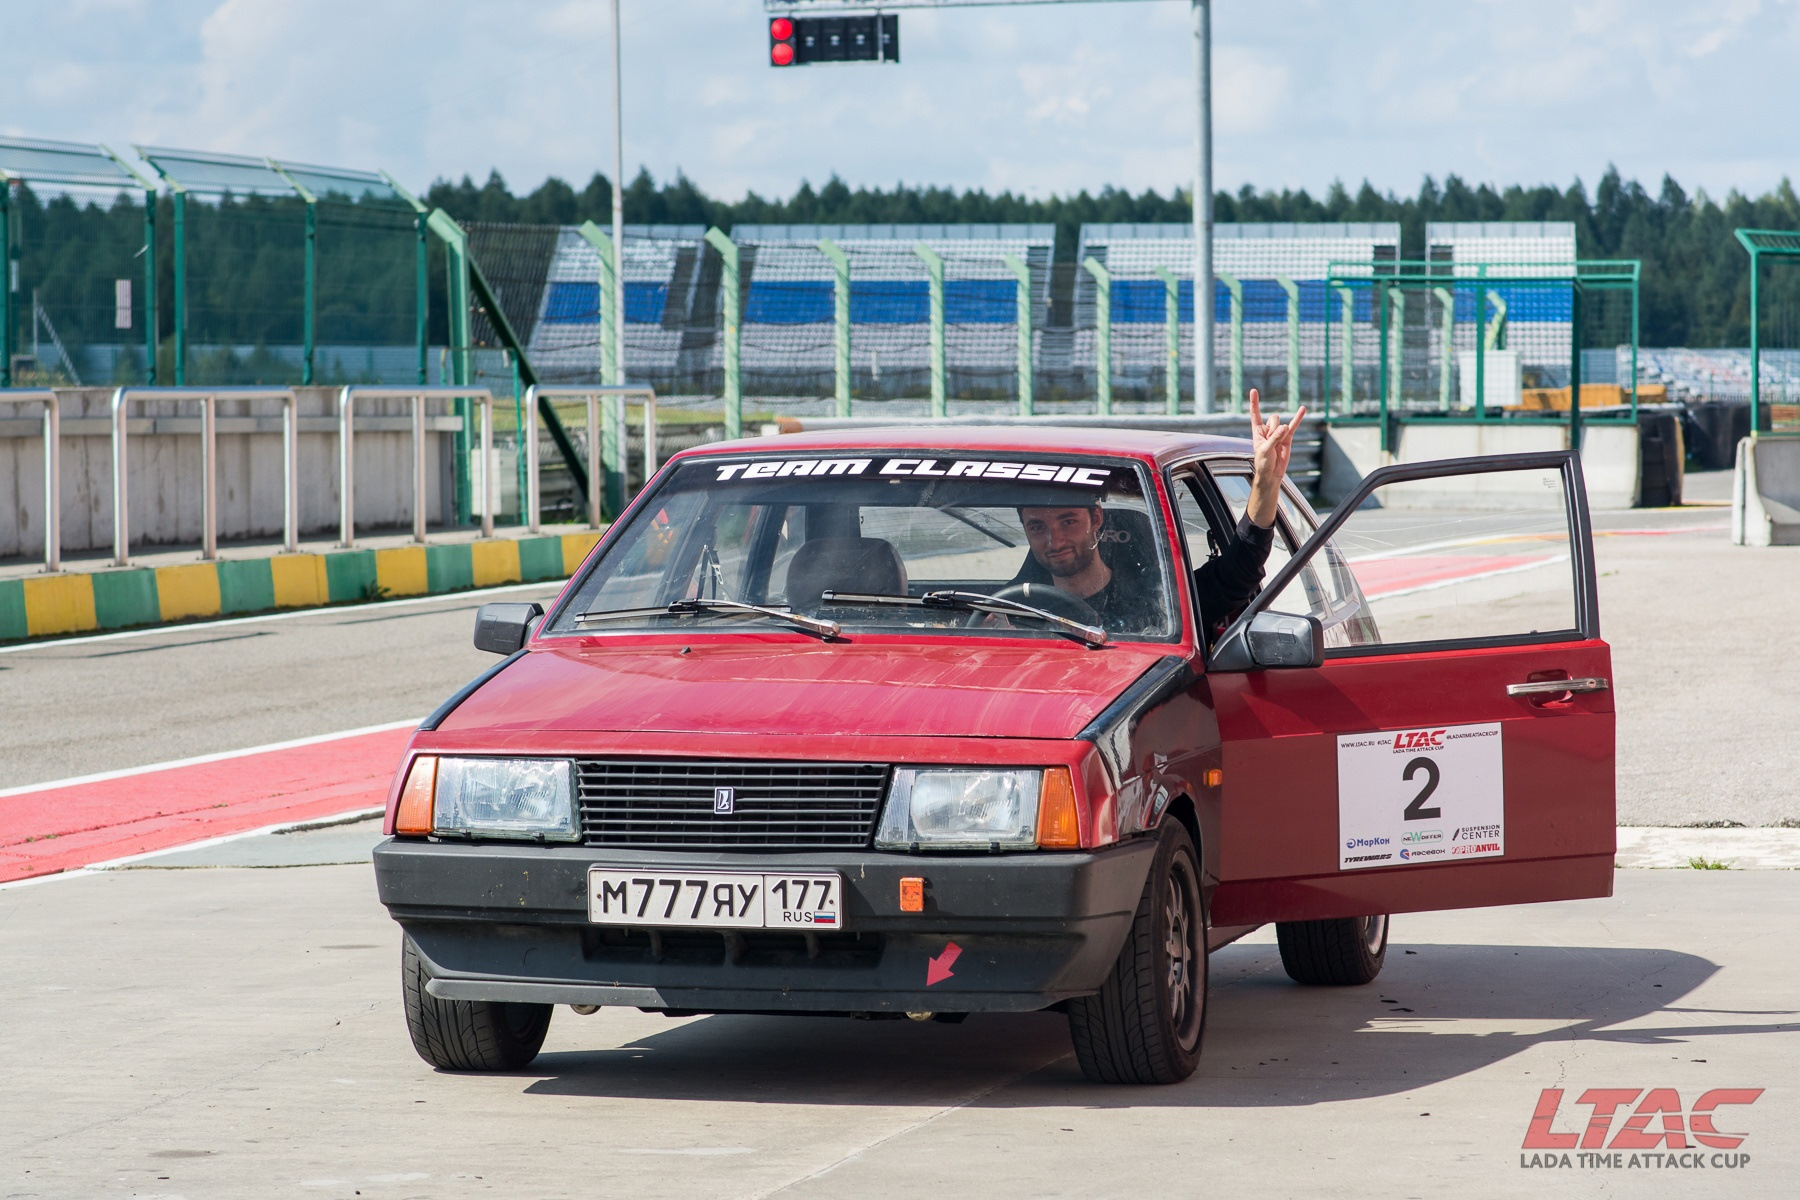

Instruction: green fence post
[1630,267,1640,420]
[915,244,945,417]
[577,221,619,386]
[1475,289,1487,423]
[1569,280,1584,450]
[414,212,428,385]
[173,188,187,386]
[1335,285,1354,417]
[1083,256,1111,415]
[428,208,473,525]
[1276,275,1300,412]
[819,238,852,416]
[1156,267,1181,415]
[0,184,10,387]
[1004,253,1033,416]
[1388,287,1405,414]
[1217,272,1244,412]
[1748,245,1761,435]
[1432,285,1454,411]
[704,227,741,438]
[143,191,158,384]
[302,200,316,385]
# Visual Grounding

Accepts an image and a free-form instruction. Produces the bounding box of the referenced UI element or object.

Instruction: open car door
[1205,450,1614,926]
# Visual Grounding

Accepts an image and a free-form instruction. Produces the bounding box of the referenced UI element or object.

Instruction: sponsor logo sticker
[1519,1087,1762,1171]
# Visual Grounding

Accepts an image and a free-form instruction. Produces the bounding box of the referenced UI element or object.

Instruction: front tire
[1276,914,1389,986]
[1067,820,1207,1084]
[402,935,552,1071]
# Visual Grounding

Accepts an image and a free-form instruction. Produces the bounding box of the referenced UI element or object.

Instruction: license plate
[587,869,844,930]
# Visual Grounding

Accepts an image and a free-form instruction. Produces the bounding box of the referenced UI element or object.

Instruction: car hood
[442,639,1172,741]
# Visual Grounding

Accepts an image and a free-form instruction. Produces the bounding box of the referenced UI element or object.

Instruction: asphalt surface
[1,831,1793,1199]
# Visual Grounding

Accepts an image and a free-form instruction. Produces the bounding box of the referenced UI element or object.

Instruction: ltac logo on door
[1521,1088,1763,1170]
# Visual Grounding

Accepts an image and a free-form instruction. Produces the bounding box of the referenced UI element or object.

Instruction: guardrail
[0,390,60,571]
[523,386,658,532]
[112,387,300,567]
[338,386,494,548]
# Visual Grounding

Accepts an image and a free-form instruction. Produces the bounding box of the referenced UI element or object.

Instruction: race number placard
[1337,723,1504,870]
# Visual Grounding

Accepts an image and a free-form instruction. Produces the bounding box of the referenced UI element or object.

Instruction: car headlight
[875,768,1046,850]
[431,757,578,841]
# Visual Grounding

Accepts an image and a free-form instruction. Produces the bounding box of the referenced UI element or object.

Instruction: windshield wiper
[823,589,1107,648]
[576,597,842,640]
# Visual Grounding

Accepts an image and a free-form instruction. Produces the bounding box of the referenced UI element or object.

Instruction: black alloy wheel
[1067,819,1208,1084]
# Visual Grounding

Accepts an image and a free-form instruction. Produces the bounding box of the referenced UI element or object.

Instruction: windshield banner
[709,457,1114,487]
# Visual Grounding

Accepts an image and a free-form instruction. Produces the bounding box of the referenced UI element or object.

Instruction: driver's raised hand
[1246,388,1306,529]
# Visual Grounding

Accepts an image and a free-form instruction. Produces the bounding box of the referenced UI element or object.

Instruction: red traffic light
[771,41,795,66]
[770,17,793,40]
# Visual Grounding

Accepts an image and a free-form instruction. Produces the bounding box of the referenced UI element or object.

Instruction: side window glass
[1263,463,1582,653]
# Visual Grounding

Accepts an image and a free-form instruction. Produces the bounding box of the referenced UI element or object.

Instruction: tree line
[8,166,1800,366]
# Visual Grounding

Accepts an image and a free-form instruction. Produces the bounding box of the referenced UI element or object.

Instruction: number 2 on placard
[1402,756,1441,821]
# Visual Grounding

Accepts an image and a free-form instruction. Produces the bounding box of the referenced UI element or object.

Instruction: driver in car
[1017,390,1306,638]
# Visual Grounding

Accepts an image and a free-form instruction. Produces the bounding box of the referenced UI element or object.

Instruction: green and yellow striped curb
[0,531,604,643]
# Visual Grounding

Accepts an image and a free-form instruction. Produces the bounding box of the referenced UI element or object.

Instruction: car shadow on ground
[519,939,1796,1108]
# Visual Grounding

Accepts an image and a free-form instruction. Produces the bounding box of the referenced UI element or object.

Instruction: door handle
[1506,677,1609,697]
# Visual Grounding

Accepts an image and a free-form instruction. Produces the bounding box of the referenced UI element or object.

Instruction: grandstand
[1075,222,1402,410]
[730,223,1054,402]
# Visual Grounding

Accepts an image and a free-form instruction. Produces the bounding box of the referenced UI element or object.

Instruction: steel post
[201,394,217,560]
[1749,246,1761,435]
[415,211,428,385]
[1192,0,1213,413]
[524,384,542,534]
[610,0,626,391]
[338,386,355,547]
[44,396,59,571]
[1475,289,1487,423]
[587,395,601,528]
[1082,257,1111,414]
[111,387,129,564]
[282,390,298,552]
[704,228,741,438]
[819,239,852,416]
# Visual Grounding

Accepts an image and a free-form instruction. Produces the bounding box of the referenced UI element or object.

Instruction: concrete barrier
[1732,436,1800,546]
[1318,419,1643,510]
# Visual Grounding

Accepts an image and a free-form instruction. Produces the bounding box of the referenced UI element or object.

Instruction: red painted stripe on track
[0,726,414,883]
[1354,554,1552,598]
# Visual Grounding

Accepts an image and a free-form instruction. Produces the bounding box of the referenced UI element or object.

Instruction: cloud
[4,0,1800,204]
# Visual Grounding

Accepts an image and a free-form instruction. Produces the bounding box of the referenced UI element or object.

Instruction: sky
[6,0,1800,203]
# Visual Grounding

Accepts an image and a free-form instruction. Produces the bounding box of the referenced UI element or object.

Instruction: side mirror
[1210,610,1323,671]
[473,601,544,655]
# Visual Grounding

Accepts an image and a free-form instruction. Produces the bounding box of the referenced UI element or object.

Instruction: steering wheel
[962,582,1102,628]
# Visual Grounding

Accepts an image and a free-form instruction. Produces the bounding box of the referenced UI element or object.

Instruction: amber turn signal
[1036,767,1081,849]
[899,876,925,912]
[1203,768,1223,788]
[395,755,438,835]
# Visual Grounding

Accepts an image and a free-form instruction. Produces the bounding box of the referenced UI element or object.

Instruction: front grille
[576,759,890,850]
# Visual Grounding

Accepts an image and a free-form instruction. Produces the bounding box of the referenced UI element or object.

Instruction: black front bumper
[373,838,1156,1014]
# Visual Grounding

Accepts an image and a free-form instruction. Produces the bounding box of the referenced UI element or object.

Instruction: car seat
[783,537,908,610]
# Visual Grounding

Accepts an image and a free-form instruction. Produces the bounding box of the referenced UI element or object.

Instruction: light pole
[1192,0,1213,414]
[611,0,627,388]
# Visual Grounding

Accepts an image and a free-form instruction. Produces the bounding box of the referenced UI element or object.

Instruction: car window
[550,452,1180,642]
[1246,463,1583,654]
[1207,464,1377,649]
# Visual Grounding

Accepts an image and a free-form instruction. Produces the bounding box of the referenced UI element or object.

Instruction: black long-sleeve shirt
[1194,514,1275,639]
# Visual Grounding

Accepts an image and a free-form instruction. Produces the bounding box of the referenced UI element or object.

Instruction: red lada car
[375,428,1615,1084]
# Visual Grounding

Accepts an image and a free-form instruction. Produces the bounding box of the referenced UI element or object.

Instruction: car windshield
[546,450,1179,642]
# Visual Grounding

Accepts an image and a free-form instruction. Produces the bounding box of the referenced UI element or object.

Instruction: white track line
[0,579,566,656]
[0,718,424,800]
